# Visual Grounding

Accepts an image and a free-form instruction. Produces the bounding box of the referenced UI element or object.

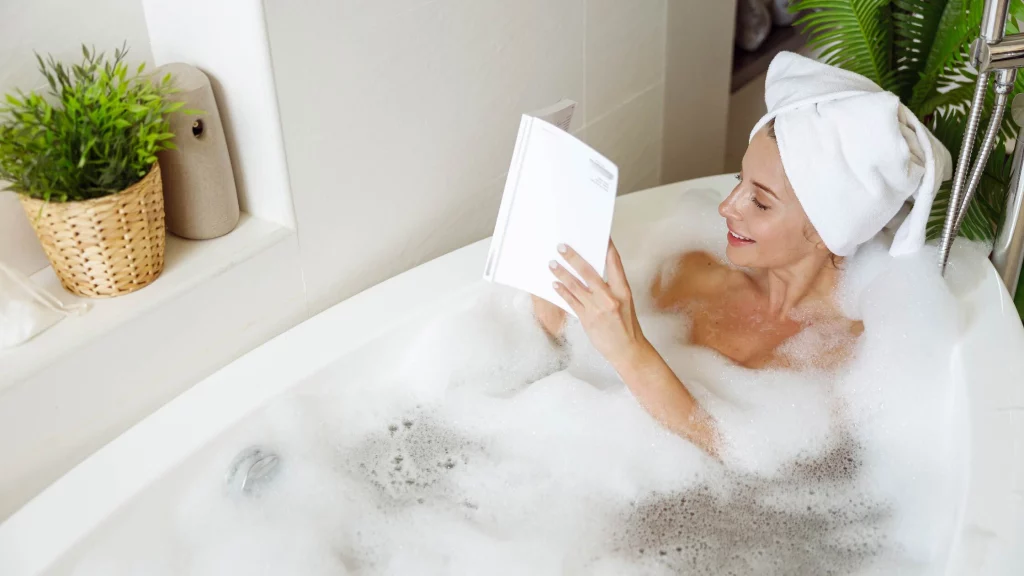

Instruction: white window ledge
[1,215,295,387]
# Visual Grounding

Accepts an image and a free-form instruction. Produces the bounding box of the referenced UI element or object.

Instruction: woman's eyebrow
[753,180,779,199]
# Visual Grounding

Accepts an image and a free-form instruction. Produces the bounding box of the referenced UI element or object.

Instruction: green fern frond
[926,175,1008,242]
[893,0,951,103]
[906,1,1018,243]
[920,74,1019,146]
[903,0,970,112]
[1011,0,1024,29]
[793,0,898,92]
[916,82,974,119]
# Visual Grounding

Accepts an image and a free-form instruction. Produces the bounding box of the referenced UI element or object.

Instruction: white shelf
[0,214,294,389]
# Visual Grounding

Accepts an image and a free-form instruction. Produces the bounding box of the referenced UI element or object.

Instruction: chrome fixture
[993,95,1024,294]
[937,0,1024,295]
[226,447,280,495]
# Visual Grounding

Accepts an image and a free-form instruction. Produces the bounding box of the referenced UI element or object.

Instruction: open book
[483,114,619,317]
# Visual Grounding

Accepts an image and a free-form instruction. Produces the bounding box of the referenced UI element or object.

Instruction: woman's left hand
[549,241,648,369]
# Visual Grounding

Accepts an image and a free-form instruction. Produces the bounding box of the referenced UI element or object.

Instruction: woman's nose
[719,189,742,220]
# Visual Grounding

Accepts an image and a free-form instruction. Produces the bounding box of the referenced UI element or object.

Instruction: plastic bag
[0,262,88,349]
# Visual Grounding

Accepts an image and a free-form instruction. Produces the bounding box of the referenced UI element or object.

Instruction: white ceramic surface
[0,176,1021,575]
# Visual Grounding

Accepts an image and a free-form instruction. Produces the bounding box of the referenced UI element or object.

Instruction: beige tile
[580,83,665,196]
[265,0,586,310]
[303,173,507,317]
[661,0,736,183]
[724,71,768,173]
[395,173,506,269]
[585,0,667,122]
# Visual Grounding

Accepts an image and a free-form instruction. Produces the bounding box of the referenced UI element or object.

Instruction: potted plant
[0,44,187,298]
[792,0,1024,317]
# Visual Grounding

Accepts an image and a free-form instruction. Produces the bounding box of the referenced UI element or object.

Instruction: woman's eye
[751,195,769,211]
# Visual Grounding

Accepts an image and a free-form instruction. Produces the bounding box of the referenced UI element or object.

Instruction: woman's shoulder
[650,250,737,307]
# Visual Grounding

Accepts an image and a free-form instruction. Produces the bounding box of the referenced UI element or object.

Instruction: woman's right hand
[532,294,567,338]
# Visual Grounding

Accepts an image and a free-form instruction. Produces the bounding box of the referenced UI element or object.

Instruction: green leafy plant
[792,0,1024,314]
[0,43,191,203]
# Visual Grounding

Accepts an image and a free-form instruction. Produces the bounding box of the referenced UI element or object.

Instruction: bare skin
[533,125,863,456]
[651,251,862,370]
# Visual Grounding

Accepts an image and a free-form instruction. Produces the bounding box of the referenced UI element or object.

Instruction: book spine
[484,116,534,280]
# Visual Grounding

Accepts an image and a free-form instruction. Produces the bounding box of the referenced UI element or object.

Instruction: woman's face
[718,125,825,269]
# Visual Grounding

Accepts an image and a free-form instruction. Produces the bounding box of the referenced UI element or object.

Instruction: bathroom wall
[0,0,153,276]
[662,0,737,184]
[265,0,736,314]
[725,71,768,173]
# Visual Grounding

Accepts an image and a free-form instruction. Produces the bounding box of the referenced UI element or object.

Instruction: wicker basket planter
[18,163,166,298]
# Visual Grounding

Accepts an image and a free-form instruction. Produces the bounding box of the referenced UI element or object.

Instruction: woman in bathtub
[532,52,952,456]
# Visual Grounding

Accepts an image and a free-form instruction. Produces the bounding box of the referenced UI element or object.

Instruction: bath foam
[55,191,968,576]
[603,437,890,576]
[833,241,964,567]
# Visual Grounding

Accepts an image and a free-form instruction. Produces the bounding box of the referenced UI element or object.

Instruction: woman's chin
[724,244,755,267]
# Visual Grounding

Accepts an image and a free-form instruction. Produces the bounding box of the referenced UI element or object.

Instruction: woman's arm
[531,294,567,340]
[548,241,718,456]
[613,338,718,456]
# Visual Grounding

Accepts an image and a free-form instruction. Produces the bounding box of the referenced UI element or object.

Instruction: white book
[483,115,619,317]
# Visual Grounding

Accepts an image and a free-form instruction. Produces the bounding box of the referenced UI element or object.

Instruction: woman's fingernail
[548,260,558,270]
[552,281,561,290]
[557,243,567,254]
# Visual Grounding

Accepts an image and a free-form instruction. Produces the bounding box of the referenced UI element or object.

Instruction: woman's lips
[727,229,755,247]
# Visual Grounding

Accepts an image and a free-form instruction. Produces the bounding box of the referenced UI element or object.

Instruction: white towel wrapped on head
[750,52,953,257]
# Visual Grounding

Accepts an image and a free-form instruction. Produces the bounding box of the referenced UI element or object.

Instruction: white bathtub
[1,176,1022,575]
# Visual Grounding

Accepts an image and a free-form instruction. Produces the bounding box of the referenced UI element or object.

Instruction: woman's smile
[727,226,755,247]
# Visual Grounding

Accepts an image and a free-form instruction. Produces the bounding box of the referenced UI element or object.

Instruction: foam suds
[55,190,970,576]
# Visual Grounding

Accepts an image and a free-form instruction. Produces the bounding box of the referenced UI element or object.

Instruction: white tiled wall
[724,71,768,173]
[0,0,153,276]
[265,0,735,314]
[580,83,666,195]
[585,0,667,123]
[662,0,736,184]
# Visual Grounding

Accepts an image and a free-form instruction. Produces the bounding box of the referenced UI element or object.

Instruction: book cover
[483,115,619,316]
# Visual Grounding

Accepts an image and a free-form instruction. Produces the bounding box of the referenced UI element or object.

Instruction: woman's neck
[755,252,840,318]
